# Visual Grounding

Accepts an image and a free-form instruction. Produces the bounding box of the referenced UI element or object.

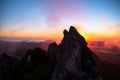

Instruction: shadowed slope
[48,26,101,80]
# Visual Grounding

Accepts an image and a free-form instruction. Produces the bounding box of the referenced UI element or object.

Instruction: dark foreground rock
[10,47,55,80]
[0,53,19,80]
[48,26,101,80]
[0,26,101,80]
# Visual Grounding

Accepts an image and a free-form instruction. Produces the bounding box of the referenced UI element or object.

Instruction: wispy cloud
[43,0,85,28]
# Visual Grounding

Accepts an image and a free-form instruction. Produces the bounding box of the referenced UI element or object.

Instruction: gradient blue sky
[0,0,120,40]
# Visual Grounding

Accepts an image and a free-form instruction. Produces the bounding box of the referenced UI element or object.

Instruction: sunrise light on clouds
[0,0,120,42]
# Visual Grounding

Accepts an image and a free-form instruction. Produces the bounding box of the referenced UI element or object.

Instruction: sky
[0,0,120,42]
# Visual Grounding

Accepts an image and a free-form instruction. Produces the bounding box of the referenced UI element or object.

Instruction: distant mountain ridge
[0,40,53,58]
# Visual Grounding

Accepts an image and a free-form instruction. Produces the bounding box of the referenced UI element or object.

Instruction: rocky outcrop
[0,26,101,80]
[10,47,55,80]
[0,53,19,80]
[48,26,101,80]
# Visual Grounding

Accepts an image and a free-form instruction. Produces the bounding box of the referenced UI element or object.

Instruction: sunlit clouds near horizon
[0,0,120,41]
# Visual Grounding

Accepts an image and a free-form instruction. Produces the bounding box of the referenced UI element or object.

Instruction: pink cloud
[116,24,120,31]
[45,0,84,27]
[102,21,120,34]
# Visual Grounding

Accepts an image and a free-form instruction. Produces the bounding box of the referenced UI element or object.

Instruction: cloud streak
[43,0,85,28]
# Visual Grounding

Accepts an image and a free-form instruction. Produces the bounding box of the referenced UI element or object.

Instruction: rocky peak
[69,26,87,46]
[69,26,78,34]
[47,42,58,63]
[48,26,101,80]
[63,29,69,35]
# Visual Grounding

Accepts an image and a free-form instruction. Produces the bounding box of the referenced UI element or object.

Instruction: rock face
[0,53,19,80]
[48,26,101,80]
[0,26,101,80]
[10,47,55,80]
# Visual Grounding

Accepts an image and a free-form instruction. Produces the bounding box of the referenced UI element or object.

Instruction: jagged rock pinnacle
[69,26,78,33]
[63,29,68,35]
[48,26,101,80]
